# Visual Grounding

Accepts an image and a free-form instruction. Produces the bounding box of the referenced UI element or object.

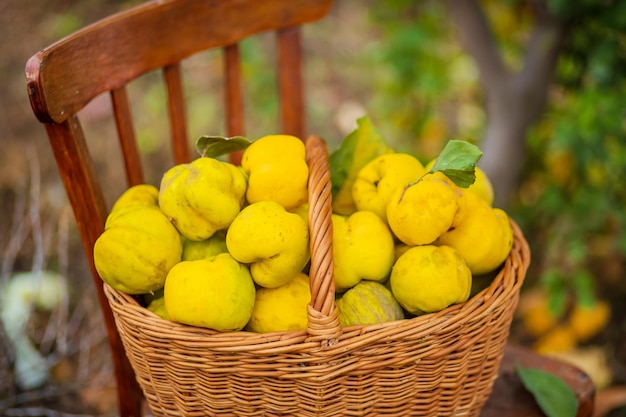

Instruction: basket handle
[304,135,342,344]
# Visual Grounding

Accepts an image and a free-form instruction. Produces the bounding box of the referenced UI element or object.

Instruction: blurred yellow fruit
[436,190,513,275]
[534,325,577,355]
[337,281,404,327]
[386,175,462,246]
[227,201,310,288]
[545,148,575,186]
[521,302,558,338]
[332,210,395,292]
[390,245,471,315]
[567,301,611,342]
[94,205,182,294]
[246,272,311,333]
[159,157,247,241]
[241,134,309,210]
[164,253,256,331]
[352,153,426,222]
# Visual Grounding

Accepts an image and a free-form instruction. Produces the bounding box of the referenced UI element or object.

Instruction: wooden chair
[25,1,595,416]
[25,0,333,415]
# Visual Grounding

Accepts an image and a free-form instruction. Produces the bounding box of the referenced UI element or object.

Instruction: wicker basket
[104,134,530,416]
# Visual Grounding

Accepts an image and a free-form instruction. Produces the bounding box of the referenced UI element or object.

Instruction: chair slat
[224,44,245,165]
[110,87,145,186]
[277,27,305,139]
[224,44,245,138]
[163,62,191,164]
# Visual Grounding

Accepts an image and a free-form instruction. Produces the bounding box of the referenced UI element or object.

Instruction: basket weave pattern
[104,135,530,416]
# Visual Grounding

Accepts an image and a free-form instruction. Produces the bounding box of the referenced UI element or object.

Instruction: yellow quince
[352,153,426,223]
[146,295,169,320]
[386,174,463,246]
[226,201,310,288]
[436,190,513,275]
[332,210,395,292]
[105,184,160,228]
[164,253,256,331]
[94,205,182,294]
[158,157,247,241]
[110,183,159,211]
[181,231,228,261]
[241,134,308,210]
[246,272,311,333]
[390,245,471,315]
[425,159,494,206]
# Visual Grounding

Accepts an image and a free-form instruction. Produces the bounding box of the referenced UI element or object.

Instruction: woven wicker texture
[104,135,530,416]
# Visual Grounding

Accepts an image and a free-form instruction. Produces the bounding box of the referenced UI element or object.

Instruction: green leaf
[573,269,597,308]
[515,362,578,417]
[328,115,392,214]
[195,135,251,158]
[430,140,483,188]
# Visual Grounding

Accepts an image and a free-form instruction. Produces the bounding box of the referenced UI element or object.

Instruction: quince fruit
[158,157,247,241]
[352,153,426,223]
[226,201,310,288]
[567,301,611,342]
[181,231,228,261]
[146,295,169,320]
[436,190,513,275]
[386,174,463,246]
[110,184,159,211]
[390,245,471,315]
[332,210,395,292]
[241,134,308,210]
[105,184,160,228]
[164,253,256,331]
[425,159,494,206]
[246,272,311,333]
[94,205,182,294]
[469,166,495,206]
[336,281,404,327]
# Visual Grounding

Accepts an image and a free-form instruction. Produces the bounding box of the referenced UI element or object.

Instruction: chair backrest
[25,0,333,415]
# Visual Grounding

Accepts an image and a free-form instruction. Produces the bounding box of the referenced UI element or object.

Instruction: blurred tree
[444,0,626,207]
[369,0,625,207]
[442,0,563,207]
[366,0,626,323]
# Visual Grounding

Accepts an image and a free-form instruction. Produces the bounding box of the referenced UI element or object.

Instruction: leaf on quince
[195,135,251,158]
[515,362,578,417]
[329,115,392,215]
[430,140,483,188]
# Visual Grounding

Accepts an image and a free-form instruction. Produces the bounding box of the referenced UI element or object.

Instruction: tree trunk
[442,0,564,208]
[480,78,530,207]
